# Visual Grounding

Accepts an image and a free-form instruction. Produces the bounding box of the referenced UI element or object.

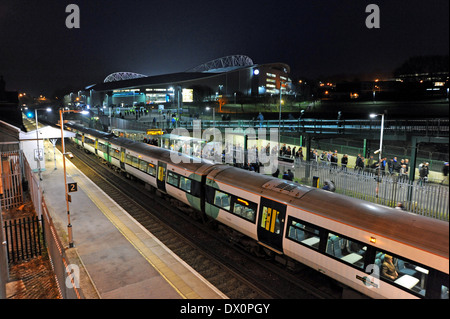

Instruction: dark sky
[0,0,448,96]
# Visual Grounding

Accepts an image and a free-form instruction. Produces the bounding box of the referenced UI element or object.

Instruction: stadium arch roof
[104,72,148,83]
[186,55,254,73]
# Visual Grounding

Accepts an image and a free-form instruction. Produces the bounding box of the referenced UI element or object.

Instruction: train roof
[66,122,114,140]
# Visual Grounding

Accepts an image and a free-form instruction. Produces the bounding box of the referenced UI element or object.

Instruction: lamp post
[34,107,52,181]
[59,108,88,248]
[370,112,385,200]
[278,80,284,150]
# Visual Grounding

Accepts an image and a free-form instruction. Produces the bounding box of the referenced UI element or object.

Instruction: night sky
[1,0,448,96]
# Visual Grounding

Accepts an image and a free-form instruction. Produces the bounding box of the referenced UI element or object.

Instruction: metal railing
[92,114,449,137]
[281,159,449,221]
[2,216,43,264]
[0,151,23,210]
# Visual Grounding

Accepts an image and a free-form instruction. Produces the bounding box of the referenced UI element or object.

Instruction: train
[65,122,449,299]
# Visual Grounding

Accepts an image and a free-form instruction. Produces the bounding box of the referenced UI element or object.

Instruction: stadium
[68,55,293,113]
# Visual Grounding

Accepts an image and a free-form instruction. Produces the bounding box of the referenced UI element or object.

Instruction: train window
[179,176,192,193]
[132,156,139,168]
[126,155,139,168]
[231,198,257,222]
[287,218,320,249]
[167,171,180,187]
[126,154,132,165]
[98,142,108,153]
[440,284,449,299]
[147,163,156,177]
[139,159,147,172]
[214,190,231,211]
[376,250,429,296]
[85,137,95,145]
[325,233,366,269]
[110,148,120,160]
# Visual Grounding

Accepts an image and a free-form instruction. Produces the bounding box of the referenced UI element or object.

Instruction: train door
[120,148,125,170]
[257,197,286,253]
[157,161,167,192]
[105,144,111,162]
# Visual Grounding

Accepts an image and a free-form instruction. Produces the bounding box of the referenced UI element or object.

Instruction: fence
[0,206,7,299]
[285,159,449,221]
[22,156,83,299]
[0,151,23,210]
[3,216,43,264]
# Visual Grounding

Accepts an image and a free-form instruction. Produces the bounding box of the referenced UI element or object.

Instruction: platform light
[370,237,377,244]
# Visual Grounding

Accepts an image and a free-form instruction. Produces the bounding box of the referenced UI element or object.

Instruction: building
[0,76,23,130]
[66,55,292,113]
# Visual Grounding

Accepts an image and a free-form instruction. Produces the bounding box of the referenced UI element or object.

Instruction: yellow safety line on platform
[72,175,200,299]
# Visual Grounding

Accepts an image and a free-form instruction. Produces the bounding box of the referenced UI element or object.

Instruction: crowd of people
[141,134,446,186]
[279,144,447,185]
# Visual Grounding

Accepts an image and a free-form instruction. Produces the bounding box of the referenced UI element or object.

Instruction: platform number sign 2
[68,182,78,193]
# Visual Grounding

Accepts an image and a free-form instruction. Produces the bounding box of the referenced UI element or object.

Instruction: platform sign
[68,182,78,193]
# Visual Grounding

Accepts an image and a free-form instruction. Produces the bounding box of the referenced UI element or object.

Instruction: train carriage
[67,123,114,159]
[204,165,268,241]
[203,166,449,299]
[286,189,449,299]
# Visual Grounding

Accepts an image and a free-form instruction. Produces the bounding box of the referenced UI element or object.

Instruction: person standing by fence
[442,162,449,185]
[419,162,429,186]
[341,154,348,171]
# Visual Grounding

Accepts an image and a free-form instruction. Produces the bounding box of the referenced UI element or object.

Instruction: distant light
[27,112,33,118]
[80,111,89,115]
[46,107,52,112]
[370,237,376,244]
[369,113,377,118]
[253,69,259,75]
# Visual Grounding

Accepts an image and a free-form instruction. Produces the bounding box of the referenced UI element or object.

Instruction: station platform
[39,140,227,299]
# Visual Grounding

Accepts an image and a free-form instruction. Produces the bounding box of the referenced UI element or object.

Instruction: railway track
[63,140,342,299]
